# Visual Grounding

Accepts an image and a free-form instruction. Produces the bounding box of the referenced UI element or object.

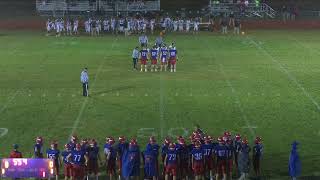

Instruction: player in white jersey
[173,19,178,32]
[186,19,191,32]
[55,19,60,37]
[178,19,184,32]
[60,19,65,35]
[103,19,109,32]
[193,19,199,34]
[73,19,79,35]
[96,20,101,36]
[142,19,147,33]
[150,19,155,34]
[46,19,52,36]
[119,18,124,33]
[66,19,72,36]
[111,18,116,34]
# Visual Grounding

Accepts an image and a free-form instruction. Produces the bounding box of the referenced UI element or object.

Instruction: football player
[215,137,227,180]
[143,145,158,180]
[69,135,78,150]
[168,45,177,72]
[68,143,89,180]
[140,47,149,72]
[191,141,204,180]
[34,136,44,158]
[164,143,178,180]
[161,137,171,177]
[226,138,235,179]
[104,137,117,180]
[61,144,72,180]
[176,137,189,180]
[234,134,242,177]
[203,136,215,180]
[150,46,159,72]
[160,44,168,72]
[122,139,141,180]
[46,141,61,180]
[87,139,101,180]
[253,136,263,178]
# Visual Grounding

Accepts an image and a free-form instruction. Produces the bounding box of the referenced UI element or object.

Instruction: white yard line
[68,37,118,139]
[0,90,20,114]
[159,75,165,139]
[248,36,320,111]
[218,63,256,138]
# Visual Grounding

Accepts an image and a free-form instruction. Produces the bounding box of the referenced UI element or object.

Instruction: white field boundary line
[159,72,165,139]
[248,36,320,111]
[201,36,256,138]
[0,90,20,114]
[68,37,119,139]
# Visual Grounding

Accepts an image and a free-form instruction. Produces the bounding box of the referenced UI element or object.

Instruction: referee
[80,68,89,97]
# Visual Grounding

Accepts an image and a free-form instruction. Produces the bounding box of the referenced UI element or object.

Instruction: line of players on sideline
[45,16,203,37]
[134,42,178,73]
[9,128,263,180]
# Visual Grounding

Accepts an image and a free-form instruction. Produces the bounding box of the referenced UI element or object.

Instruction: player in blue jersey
[87,139,101,180]
[46,141,61,180]
[160,44,168,71]
[202,136,215,180]
[146,136,160,174]
[117,136,128,180]
[68,143,88,180]
[104,137,117,180]
[215,136,227,180]
[69,135,78,150]
[168,46,178,72]
[253,136,263,178]
[143,145,158,180]
[191,141,205,180]
[176,137,189,180]
[164,143,178,180]
[34,136,44,158]
[122,138,141,180]
[61,144,72,180]
[161,137,171,177]
[140,47,149,72]
[150,45,159,72]
[234,134,242,177]
[226,138,235,179]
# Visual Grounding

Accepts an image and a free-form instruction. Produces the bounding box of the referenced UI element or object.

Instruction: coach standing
[80,68,89,97]
[139,33,148,47]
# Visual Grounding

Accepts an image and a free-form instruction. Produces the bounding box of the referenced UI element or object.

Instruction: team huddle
[9,127,263,180]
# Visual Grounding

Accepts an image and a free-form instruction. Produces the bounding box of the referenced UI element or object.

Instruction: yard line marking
[248,36,320,112]
[68,37,118,139]
[218,63,256,138]
[0,128,8,138]
[0,90,20,114]
[202,36,256,138]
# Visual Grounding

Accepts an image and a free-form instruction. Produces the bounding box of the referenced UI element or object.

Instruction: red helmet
[255,136,262,144]
[149,136,156,144]
[169,143,176,150]
[119,136,126,143]
[75,143,81,150]
[204,136,212,143]
[224,131,231,137]
[235,134,241,141]
[36,136,43,144]
[71,135,77,143]
[177,135,183,141]
[217,136,224,143]
[195,141,201,148]
[129,138,137,146]
[222,136,229,142]
[194,133,201,141]
[242,138,248,145]
[164,137,171,145]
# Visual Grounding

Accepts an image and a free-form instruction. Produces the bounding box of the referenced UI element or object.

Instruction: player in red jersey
[215,136,227,180]
[164,143,178,180]
[168,46,178,72]
[150,45,159,72]
[191,141,205,180]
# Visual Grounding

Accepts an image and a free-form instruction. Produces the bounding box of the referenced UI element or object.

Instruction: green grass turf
[0,30,320,178]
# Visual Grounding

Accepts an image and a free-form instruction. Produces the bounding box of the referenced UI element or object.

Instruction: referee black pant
[82,83,89,96]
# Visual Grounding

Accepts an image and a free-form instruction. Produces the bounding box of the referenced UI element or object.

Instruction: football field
[0,30,320,178]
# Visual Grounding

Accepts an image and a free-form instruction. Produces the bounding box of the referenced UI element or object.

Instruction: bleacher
[208,1,276,18]
[115,0,160,14]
